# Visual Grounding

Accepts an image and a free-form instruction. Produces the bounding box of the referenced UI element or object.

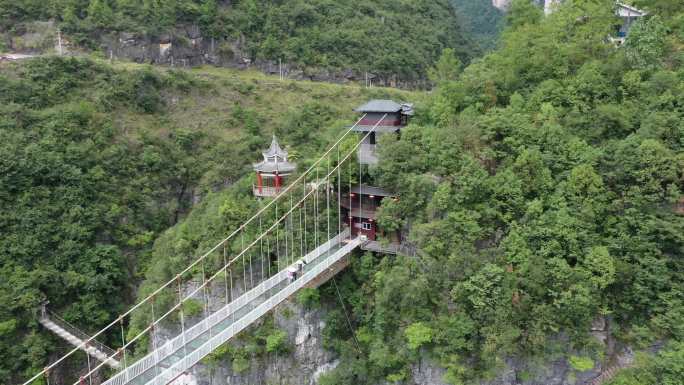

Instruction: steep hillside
[0,56,418,382]
[125,1,684,384]
[450,0,504,50]
[5,0,684,384]
[0,0,478,83]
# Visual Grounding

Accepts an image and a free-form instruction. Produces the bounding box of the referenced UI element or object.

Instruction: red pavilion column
[275,172,281,193]
[256,172,263,194]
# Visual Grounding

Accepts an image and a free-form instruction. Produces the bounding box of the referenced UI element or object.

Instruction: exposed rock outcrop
[153,287,639,385]
[3,21,424,88]
[189,301,337,385]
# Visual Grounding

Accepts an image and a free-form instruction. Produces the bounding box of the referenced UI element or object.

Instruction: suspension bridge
[23,113,391,385]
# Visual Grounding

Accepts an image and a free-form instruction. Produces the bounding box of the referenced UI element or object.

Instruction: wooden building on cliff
[340,100,413,253]
[352,99,413,165]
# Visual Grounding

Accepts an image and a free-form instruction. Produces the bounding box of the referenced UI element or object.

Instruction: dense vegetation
[449,0,504,50]
[0,56,414,382]
[316,0,684,383]
[3,0,684,383]
[123,0,683,383]
[0,0,478,80]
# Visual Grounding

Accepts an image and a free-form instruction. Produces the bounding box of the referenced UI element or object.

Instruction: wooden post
[57,29,63,56]
[257,172,263,194]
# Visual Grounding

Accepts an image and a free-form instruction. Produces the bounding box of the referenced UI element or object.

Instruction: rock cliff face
[191,302,336,385]
[155,276,634,385]
[2,21,424,88]
[153,275,339,385]
[98,26,417,87]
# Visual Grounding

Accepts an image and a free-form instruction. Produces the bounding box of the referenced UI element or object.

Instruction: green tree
[505,0,542,30]
[428,48,462,85]
[405,322,433,350]
[625,16,669,70]
[87,0,114,28]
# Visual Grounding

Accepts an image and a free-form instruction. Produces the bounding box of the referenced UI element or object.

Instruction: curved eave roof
[254,161,297,173]
[355,99,403,113]
[263,136,288,159]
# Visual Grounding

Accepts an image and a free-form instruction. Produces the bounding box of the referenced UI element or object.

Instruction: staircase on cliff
[39,306,121,370]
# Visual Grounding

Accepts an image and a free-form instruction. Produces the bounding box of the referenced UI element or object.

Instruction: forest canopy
[0,0,479,79]
[1,0,684,383]
[316,0,684,383]
[0,55,414,382]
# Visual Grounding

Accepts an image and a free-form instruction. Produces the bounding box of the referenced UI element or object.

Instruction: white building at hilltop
[544,0,562,15]
[612,2,648,44]
[492,0,648,40]
[492,0,511,11]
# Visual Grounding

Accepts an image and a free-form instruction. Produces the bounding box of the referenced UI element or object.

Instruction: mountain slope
[450,0,504,50]
[0,56,418,383]
[1,0,479,81]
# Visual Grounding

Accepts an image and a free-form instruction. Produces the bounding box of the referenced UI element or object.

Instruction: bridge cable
[290,194,295,265]
[86,343,92,385]
[259,215,264,284]
[287,195,297,263]
[119,318,127,374]
[241,229,247,293]
[315,166,319,252]
[202,259,211,340]
[229,268,234,325]
[22,114,369,385]
[223,244,229,307]
[358,129,362,238]
[337,146,341,237]
[249,232,254,290]
[327,153,331,248]
[275,202,280,274]
[177,276,188,371]
[348,156,352,240]
[95,114,387,381]
[57,114,386,384]
[299,187,304,261]
[266,223,271,279]
[331,276,362,354]
[151,300,160,378]
[287,194,292,266]
[303,179,307,254]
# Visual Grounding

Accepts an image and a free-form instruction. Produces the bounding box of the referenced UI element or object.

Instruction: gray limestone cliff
[155,276,636,385]
[1,21,422,88]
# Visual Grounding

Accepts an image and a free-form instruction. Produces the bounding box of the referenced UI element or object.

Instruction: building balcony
[359,118,401,126]
[340,200,378,219]
[253,185,285,198]
[359,143,378,165]
[361,240,417,257]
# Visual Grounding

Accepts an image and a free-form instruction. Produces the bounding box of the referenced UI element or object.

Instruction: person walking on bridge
[288,266,297,282]
[297,259,307,275]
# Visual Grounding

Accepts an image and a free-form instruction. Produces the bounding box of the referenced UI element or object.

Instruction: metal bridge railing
[102,230,358,385]
[150,235,363,385]
[24,112,389,385]
[41,308,119,360]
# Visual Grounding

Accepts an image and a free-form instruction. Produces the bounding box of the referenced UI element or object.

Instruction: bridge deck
[104,230,361,385]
